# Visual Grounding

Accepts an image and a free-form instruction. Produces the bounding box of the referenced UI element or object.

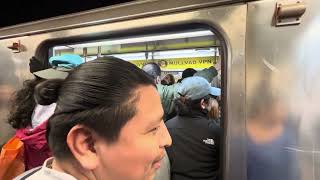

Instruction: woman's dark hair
[177,68,197,83]
[8,78,44,129]
[174,95,210,116]
[34,57,155,159]
[182,68,197,79]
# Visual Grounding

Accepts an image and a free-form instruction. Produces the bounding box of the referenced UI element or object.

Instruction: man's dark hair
[177,68,197,83]
[34,57,155,159]
[182,68,197,79]
[142,62,161,80]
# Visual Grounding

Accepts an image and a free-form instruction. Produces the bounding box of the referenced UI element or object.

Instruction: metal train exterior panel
[0,0,319,179]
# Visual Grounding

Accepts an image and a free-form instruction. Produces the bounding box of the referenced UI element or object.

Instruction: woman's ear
[66,125,99,170]
[200,99,207,109]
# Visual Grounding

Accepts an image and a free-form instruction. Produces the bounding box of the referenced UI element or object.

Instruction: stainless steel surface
[0,0,250,39]
[2,0,318,179]
[274,1,306,26]
[0,4,247,180]
[0,48,20,146]
[222,5,247,180]
[0,37,32,145]
[246,0,320,179]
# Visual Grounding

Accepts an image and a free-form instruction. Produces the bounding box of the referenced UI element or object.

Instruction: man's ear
[66,125,99,170]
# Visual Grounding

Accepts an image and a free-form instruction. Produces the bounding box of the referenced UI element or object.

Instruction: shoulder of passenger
[165,117,178,127]
[208,121,222,132]
[14,166,41,180]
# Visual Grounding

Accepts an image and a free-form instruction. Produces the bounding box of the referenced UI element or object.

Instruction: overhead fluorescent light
[53,30,214,50]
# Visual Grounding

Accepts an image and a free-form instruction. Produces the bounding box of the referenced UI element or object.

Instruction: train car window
[50,29,222,83]
[49,28,223,179]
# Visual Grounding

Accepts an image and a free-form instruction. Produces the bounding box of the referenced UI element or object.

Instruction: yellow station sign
[130,56,217,71]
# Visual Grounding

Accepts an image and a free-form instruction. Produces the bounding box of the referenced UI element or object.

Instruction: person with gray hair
[142,62,162,84]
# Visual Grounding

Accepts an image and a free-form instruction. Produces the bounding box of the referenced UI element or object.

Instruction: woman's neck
[247,117,284,144]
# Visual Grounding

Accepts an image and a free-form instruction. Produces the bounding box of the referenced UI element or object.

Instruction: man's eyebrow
[148,113,164,128]
[144,114,164,133]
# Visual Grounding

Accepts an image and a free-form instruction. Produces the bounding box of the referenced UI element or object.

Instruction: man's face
[95,85,172,180]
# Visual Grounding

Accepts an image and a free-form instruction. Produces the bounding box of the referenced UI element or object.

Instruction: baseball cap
[178,76,221,100]
[33,54,84,79]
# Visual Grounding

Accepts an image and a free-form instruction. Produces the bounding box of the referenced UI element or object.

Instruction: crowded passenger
[209,58,221,88]
[142,62,180,121]
[165,76,221,180]
[161,74,175,86]
[142,62,162,84]
[176,68,197,83]
[144,62,220,180]
[142,63,218,121]
[207,95,221,127]
[7,54,84,171]
[15,57,172,180]
[246,80,300,180]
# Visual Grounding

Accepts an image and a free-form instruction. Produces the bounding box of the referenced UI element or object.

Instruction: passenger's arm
[156,84,180,119]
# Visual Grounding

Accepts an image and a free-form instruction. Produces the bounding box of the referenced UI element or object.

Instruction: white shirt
[31,103,56,129]
[14,158,76,180]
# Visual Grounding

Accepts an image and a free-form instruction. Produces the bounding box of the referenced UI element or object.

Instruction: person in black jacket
[166,76,221,180]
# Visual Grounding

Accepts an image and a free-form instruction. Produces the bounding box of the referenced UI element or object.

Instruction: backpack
[0,136,25,180]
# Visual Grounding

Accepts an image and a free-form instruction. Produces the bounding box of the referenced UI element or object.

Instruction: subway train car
[0,0,319,179]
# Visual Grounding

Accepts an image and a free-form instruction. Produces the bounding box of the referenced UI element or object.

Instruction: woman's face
[94,85,172,180]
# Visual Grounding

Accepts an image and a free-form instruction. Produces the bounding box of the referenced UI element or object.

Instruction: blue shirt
[247,122,300,180]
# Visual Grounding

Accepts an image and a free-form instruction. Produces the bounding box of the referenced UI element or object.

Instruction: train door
[245,0,320,180]
[0,1,247,180]
[46,7,246,180]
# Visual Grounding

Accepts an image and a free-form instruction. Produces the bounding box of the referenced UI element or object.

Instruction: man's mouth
[152,154,164,169]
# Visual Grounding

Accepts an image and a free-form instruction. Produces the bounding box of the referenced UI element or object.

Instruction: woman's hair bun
[34,79,64,105]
